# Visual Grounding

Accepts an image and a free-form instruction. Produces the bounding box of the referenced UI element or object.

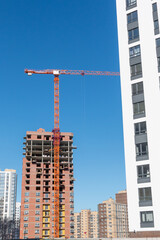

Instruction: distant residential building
[116,190,127,205]
[98,194,128,238]
[74,212,81,238]
[74,210,98,238]
[98,198,117,238]
[116,191,129,238]
[116,190,129,237]
[15,202,21,239]
[16,202,21,222]
[90,211,99,238]
[81,209,91,238]
[116,202,129,238]
[0,169,17,220]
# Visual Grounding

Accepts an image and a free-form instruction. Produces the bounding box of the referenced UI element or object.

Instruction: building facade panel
[116,0,160,234]
[98,197,128,238]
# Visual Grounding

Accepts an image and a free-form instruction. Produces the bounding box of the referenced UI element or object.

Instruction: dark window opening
[132,82,143,95]
[129,45,141,58]
[152,3,157,12]
[139,187,152,203]
[135,122,147,135]
[127,11,138,24]
[137,165,150,180]
[158,57,160,68]
[126,0,137,8]
[133,101,145,116]
[141,211,154,224]
[131,63,142,77]
[139,189,152,208]
[156,38,160,48]
[128,27,139,41]
[136,142,148,157]
[154,20,159,30]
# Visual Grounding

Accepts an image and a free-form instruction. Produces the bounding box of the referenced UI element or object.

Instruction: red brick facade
[20,128,75,239]
[115,190,127,205]
[129,231,160,238]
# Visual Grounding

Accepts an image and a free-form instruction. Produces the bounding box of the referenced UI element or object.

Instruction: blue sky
[0,0,126,211]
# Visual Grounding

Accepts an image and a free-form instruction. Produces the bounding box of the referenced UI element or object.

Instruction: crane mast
[25,68,120,238]
[53,74,60,237]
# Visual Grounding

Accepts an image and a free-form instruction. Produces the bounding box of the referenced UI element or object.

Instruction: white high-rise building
[116,0,160,235]
[0,169,17,220]
[15,202,21,239]
[16,202,21,222]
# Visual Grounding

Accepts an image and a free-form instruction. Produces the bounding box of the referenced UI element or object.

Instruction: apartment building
[15,202,21,239]
[116,190,127,205]
[74,210,98,238]
[16,202,21,222]
[81,209,91,238]
[116,0,160,236]
[98,195,128,238]
[74,212,81,238]
[98,198,117,238]
[90,211,99,238]
[20,128,76,239]
[116,191,129,238]
[0,169,17,220]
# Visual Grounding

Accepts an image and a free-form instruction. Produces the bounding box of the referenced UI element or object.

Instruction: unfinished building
[20,128,76,239]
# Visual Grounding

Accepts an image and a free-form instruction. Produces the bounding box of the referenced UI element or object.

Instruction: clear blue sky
[0,0,126,212]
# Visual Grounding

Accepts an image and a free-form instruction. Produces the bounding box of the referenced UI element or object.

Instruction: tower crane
[24,68,120,238]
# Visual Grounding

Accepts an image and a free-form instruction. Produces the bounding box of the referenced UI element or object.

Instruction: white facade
[116,0,160,232]
[16,202,21,221]
[0,169,17,220]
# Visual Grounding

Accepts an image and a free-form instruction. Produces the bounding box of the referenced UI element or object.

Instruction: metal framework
[53,75,60,237]
[25,68,120,238]
[25,69,120,76]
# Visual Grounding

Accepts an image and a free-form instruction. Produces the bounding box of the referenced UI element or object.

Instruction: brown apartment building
[98,198,117,238]
[116,190,129,237]
[116,190,128,205]
[98,191,129,238]
[20,128,76,239]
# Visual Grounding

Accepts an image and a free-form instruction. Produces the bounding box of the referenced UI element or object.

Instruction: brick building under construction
[20,128,76,239]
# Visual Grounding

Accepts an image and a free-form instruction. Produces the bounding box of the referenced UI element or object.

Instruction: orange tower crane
[24,68,120,238]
